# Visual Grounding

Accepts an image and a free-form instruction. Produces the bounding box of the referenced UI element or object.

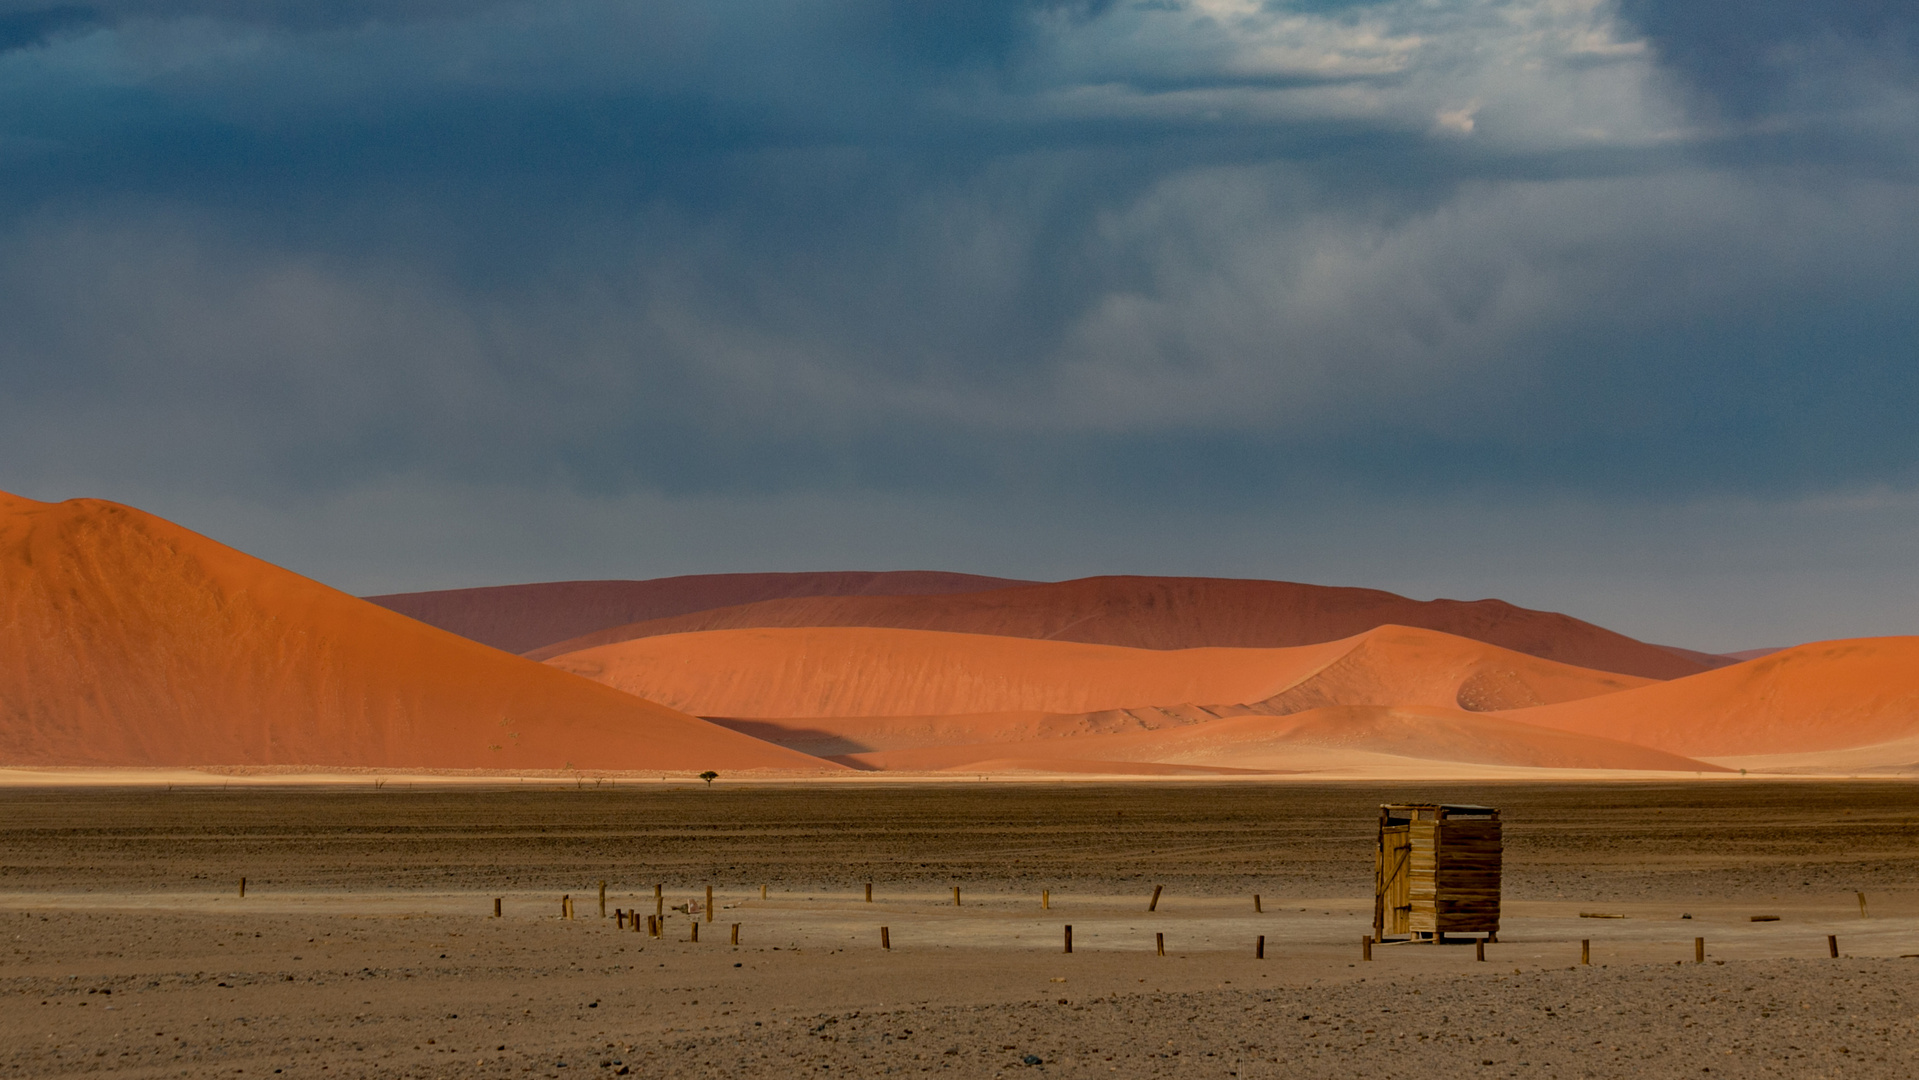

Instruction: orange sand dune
[548,623,1651,721]
[1502,637,1919,758]
[368,571,1030,654]
[528,576,1705,679]
[833,707,1721,774]
[0,492,833,772]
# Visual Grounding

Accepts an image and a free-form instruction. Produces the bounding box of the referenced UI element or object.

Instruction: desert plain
[4,781,1918,1080]
[6,492,1919,1077]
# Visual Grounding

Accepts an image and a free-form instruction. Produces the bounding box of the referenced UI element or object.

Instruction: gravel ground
[2,781,1915,1078]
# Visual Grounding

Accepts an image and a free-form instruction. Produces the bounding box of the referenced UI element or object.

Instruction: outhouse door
[1377,823,1413,937]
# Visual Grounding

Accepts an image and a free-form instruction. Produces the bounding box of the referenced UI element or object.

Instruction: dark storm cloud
[1,0,1916,527]
[1619,0,1916,114]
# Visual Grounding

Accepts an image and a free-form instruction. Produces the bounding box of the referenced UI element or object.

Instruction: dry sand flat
[365,572,1032,655]
[828,707,1720,775]
[545,624,1651,722]
[1504,637,1919,763]
[2,783,1916,1079]
[526,575,1708,680]
[0,493,832,775]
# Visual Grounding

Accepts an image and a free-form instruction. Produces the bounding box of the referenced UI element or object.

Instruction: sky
[0,0,1915,651]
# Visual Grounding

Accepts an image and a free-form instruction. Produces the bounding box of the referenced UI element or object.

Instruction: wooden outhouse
[1373,803,1501,942]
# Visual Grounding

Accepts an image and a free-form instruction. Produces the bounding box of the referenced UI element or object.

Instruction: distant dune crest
[523,575,1711,680]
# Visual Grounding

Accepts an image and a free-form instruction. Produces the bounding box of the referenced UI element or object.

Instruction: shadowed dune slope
[0,493,833,772]
[529,576,1705,679]
[832,707,1721,774]
[546,623,1652,721]
[1502,637,1919,757]
[367,572,1031,654]
[1721,647,1788,662]
[1654,645,1743,670]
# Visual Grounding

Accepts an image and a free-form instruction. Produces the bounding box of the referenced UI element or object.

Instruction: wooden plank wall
[1432,818,1501,933]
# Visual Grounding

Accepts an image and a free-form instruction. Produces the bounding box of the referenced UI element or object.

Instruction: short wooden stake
[953,886,961,906]
[731,923,740,946]
[1362,935,1373,961]
[616,909,626,929]
[1475,939,1485,962]
[881,926,891,950]
[1042,889,1050,910]
[865,883,873,903]
[562,895,572,919]
[1581,939,1589,965]
[647,915,658,937]
[493,897,502,918]
[1256,935,1265,960]
[1148,885,1162,912]
[238,877,246,899]
[599,881,607,918]
[1253,894,1261,913]
[1694,937,1704,963]
[706,885,714,922]
[760,884,767,900]
[1064,925,1073,954]
[655,884,663,920]
[1858,891,1868,918]
[1155,932,1164,956]
[689,921,698,942]
[1828,934,1839,958]
[631,911,642,933]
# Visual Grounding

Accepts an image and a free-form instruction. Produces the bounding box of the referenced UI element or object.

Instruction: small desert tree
[699,770,719,786]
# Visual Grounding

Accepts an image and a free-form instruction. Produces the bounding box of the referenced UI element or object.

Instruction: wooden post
[881,926,891,950]
[1475,939,1485,962]
[238,877,246,899]
[865,883,873,903]
[1148,885,1162,912]
[953,886,961,906]
[616,909,626,929]
[1256,935,1265,960]
[1064,925,1072,954]
[493,897,502,918]
[1858,892,1868,918]
[1362,935,1373,961]
[1694,937,1704,963]
[1156,932,1164,956]
[1042,889,1050,910]
[731,923,740,946]
[1253,894,1261,913]
[690,921,698,942]
[1828,934,1839,958]
[706,885,714,922]
[562,895,571,919]
[647,915,657,937]
[1581,939,1589,965]
[760,884,767,900]
[655,884,663,920]
[632,911,642,933]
